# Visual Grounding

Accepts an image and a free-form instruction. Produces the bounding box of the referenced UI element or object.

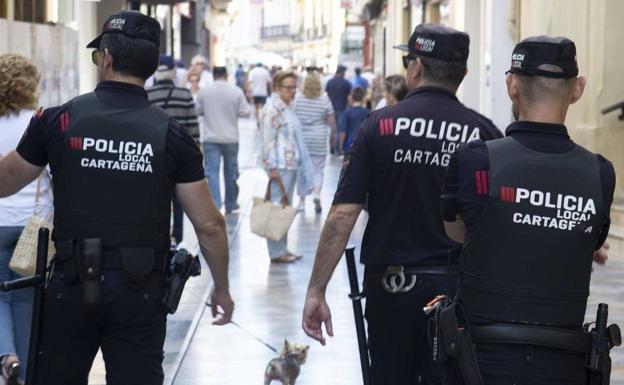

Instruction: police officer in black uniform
[0,11,233,385]
[302,24,502,385]
[441,36,616,384]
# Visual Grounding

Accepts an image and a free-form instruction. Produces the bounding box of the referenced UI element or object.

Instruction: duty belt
[366,265,458,294]
[470,323,592,353]
[54,240,166,272]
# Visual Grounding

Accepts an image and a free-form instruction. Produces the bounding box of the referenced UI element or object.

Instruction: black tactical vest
[459,137,604,328]
[52,93,172,255]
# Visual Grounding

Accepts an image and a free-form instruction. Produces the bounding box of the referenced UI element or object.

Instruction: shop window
[14,0,47,23]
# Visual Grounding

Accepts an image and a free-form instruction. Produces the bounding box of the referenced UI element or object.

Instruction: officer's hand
[302,292,333,346]
[269,168,280,180]
[594,241,609,266]
[210,286,234,326]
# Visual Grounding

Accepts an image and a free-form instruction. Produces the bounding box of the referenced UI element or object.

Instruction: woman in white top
[0,54,52,385]
[293,73,336,214]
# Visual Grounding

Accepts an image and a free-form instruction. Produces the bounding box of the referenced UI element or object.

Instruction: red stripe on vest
[60,112,69,132]
[481,171,489,194]
[475,170,483,195]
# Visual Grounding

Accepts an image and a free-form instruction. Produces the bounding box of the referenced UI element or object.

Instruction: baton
[1,228,49,385]
[345,246,371,385]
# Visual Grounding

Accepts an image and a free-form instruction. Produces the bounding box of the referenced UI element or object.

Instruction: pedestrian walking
[260,71,313,263]
[375,74,408,110]
[293,73,336,214]
[338,87,369,154]
[187,72,201,100]
[196,66,252,214]
[0,11,233,385]
[350,67,370,91]
[442,36,617,385]
[235,64,247,90]
[188,54,213,89]
[146,54,200,246]
[325,65,352,154]
[249,63,272,124]
[0,54,53,385]
[302,24,502,385]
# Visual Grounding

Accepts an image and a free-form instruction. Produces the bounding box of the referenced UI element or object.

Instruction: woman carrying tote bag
[259,71,313,263]
[0,54,53,385]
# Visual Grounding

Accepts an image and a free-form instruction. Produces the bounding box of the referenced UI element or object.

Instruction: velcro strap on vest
[470,324,592,353]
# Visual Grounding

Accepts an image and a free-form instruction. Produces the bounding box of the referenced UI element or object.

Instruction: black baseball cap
[87,11,161,49]
[394,23,469,62]
[507,36,578,79]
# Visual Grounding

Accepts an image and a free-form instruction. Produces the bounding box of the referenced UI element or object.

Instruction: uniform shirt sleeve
[595,154,616,250]
[167,117,204,184]
[16,106,64,167]
[333,116,373,204]
[441,140,490,225]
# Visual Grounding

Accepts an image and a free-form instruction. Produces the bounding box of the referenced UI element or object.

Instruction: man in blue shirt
[325,65,352,153]
[350,67,370,91]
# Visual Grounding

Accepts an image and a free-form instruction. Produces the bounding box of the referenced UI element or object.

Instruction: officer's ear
[569,76,586,105]
[102,48,114,70]
[506,73,519,102]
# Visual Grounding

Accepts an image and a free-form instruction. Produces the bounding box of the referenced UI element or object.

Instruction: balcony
[261,24,290,39]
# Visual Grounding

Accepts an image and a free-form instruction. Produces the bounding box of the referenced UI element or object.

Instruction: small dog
[264,340,309,385]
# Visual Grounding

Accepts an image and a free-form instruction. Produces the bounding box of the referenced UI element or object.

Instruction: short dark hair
[351,86,365,102]
[516,65,576,103]
[355,67,362,75]
[100,34,159,80]
[419,56,467,88]
[213,66,227,78]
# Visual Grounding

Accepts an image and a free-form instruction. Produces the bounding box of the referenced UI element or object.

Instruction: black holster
[435,301,484,385]
[162,249,201,314]
[55,238,103,309]
[79,239,103,309]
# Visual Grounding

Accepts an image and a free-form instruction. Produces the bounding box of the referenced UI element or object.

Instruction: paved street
[83,118,624,384]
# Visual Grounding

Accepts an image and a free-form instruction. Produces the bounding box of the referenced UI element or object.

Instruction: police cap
[394,23,469,62]
[87,11,161,49]
[507,36,578,79]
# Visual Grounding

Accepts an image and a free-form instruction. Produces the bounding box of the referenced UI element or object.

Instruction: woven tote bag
[9,176,55,276]
[250,178,298,242]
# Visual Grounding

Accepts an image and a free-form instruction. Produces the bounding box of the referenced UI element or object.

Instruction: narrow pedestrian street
[81,118,624,385]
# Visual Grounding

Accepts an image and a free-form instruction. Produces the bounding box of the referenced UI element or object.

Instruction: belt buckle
[381,265,417,294]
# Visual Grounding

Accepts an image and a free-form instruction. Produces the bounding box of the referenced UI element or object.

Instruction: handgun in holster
[78,238,103,310]
[162,249,201,314]
[585,304,622,385]
[435,300,484,385]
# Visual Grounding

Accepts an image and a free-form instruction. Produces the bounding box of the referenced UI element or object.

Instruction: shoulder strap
[163,87,175,109]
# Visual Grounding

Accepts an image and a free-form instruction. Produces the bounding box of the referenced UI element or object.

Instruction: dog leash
[206,302,279,353]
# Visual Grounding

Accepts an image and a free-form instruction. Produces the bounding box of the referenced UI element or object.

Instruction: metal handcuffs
[381,265,417,294]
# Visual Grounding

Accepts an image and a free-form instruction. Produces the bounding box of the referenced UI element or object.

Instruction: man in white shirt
[196,66,252,213]
[247,63,272,123]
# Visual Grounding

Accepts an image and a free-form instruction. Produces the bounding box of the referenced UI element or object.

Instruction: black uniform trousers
[35,270,167,385]
[445,343,588,385]
[365,273,453,385]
